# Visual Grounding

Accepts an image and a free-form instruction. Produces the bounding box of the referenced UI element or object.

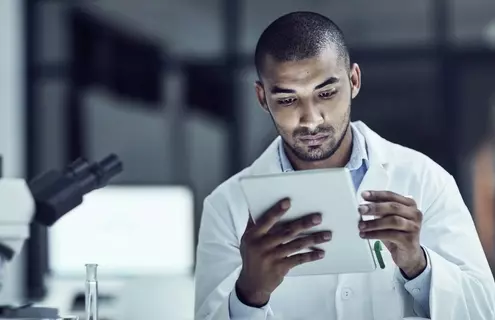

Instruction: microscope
[0,154,123,318]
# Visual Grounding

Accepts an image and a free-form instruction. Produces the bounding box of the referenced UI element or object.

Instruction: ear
[255,81,269,113]
[349,63,362,99]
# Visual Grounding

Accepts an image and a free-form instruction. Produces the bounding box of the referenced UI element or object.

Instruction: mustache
[293,126,334,137]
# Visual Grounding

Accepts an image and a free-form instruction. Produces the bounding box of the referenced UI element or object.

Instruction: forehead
[260,46,345,86]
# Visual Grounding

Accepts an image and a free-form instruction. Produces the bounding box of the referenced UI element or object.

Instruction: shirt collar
[278,123,369,173]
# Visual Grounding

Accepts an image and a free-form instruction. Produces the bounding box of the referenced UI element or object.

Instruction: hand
[358,191,426,279]
[236,198,332,307]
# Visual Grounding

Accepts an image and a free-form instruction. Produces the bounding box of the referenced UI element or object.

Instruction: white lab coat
[194,121,495,320]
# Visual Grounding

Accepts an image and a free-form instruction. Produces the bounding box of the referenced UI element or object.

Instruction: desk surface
[37,275,194,320]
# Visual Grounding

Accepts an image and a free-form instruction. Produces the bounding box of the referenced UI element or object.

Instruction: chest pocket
[369,242,413,320]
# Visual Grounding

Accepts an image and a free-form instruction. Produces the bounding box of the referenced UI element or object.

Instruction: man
[195,11,495,320]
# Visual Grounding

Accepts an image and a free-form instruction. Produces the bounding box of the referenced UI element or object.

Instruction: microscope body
[0,154,122,319]
[0,179,35,260]
[0,154,122,262]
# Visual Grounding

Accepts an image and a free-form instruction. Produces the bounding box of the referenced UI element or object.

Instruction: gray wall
[453,0,495,43]
[85,0,495,51]
[0,0,26,304]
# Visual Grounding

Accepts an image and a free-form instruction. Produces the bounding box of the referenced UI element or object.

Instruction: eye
[319,90,337,99]
[277,97,297,106]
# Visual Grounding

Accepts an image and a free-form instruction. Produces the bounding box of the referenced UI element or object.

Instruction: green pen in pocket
[374,241,386,269]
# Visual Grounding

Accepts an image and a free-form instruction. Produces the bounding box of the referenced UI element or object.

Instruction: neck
[286,125,353,171]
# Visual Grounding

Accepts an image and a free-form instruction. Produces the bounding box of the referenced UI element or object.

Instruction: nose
[299,103,324,131]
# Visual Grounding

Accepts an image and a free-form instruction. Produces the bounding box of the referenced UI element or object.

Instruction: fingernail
[362,191,371,198]
[359,205,369,214]
[281,199,290,210]
[323,232,331,240]
[318,251,325,258]
[360,232,365,238]
[312,214,322,224]
[358,222,366,230]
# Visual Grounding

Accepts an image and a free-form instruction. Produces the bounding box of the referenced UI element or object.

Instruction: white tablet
[239,168,377,276]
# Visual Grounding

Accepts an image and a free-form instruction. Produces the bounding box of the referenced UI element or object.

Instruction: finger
[263,213,323,248]
[358,202,417,220]
[272,231,332,258]
[358,215,419,233]
[359,229,409,243]
[268,212,322,236]
[279,250,325,270]
[362,191,416,206]
[253,198,291,236]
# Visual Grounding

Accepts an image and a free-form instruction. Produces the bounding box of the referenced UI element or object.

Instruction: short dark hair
[255,12,350,78]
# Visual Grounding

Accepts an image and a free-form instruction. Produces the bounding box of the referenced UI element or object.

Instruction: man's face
[256,46,361,162]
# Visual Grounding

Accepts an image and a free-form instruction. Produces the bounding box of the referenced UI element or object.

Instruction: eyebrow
[270,86,296,94]
[270,77,340,95]
[314,77,339,90]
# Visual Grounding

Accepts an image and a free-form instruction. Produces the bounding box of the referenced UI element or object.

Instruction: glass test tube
[85,264,99,320]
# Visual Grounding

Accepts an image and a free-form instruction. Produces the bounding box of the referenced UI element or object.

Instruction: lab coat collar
[352,121,389,168]
[351,121,390,197]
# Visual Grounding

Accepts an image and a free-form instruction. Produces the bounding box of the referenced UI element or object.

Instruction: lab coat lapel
[356,164,389,200]
[249,136,284,175]
[354,121,390,200]
[354,122,417,318]
[354,156,397,318]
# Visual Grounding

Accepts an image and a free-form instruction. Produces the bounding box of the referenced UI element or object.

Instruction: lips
[299,134,329,146]
[299,134,329,140]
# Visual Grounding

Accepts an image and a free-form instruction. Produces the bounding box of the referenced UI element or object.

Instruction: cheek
[270,109,299,135]
[321,95,350,120]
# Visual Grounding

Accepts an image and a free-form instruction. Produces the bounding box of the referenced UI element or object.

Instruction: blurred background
[0,0,494,319]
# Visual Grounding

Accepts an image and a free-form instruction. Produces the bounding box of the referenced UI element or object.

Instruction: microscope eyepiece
[65,158,91,179]
[29,154,123,226]
[94,154,123,188]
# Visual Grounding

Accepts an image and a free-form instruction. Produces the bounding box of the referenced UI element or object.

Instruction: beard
[270,105,351,162]
[287,119,350,161]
